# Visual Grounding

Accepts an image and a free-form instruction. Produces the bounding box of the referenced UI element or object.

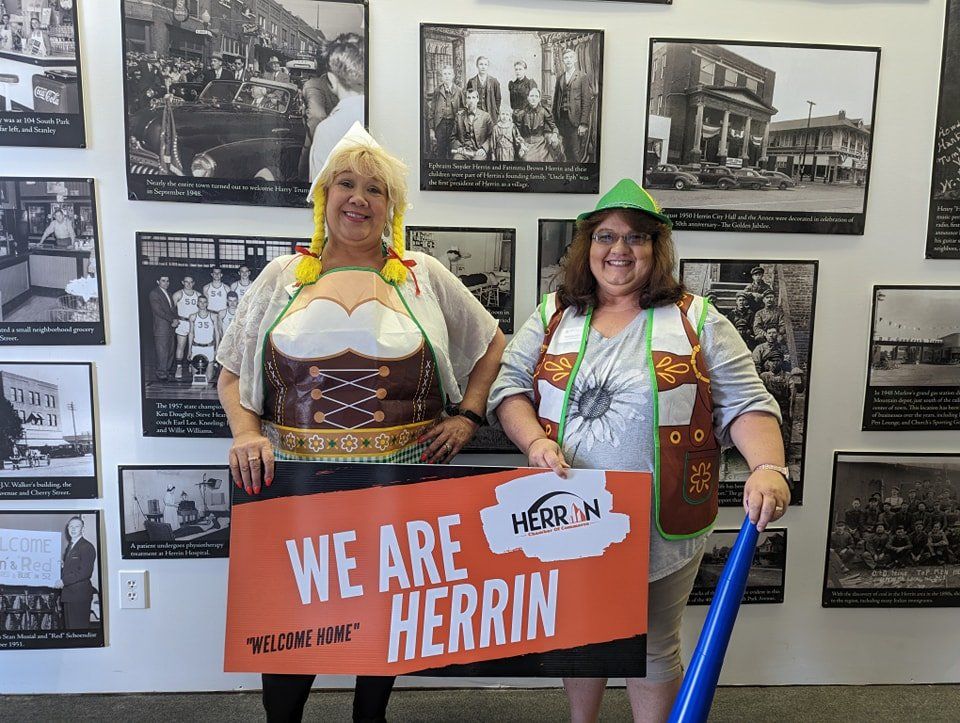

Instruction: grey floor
[1,686,959,722]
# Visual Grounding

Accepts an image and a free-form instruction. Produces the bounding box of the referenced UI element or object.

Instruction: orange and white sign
[224,463,651,675]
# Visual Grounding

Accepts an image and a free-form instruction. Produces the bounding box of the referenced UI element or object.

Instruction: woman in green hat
[489,178,789,721]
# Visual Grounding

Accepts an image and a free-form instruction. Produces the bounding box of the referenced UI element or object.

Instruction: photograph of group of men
[421,24,602,192]
[680,260,817,504]
[137,233,297,436]
[121,0,366,205]
[825,454,960,606]
[146,266,249,389]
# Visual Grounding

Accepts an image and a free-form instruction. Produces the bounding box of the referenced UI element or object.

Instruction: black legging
[262,674,396,722]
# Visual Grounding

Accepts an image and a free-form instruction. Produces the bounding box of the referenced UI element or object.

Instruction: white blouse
[216,251,499,415]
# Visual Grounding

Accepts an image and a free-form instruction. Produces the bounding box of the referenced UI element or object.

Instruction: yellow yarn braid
[295,185,326,286]
[381,206,408,286]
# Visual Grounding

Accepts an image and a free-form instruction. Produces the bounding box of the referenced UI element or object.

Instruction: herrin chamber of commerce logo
[481,471,630,563]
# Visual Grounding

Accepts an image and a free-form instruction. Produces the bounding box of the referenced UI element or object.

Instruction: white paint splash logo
[480,470,631,562]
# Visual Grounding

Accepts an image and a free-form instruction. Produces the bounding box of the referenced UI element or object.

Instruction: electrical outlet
[119,570,148,609]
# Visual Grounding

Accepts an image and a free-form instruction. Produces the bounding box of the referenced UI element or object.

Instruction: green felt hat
[576,178,673,228]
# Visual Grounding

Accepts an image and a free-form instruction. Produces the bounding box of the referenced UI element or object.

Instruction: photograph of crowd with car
[121,0,365,204]
[644,39,879,232]
[824,454,960,607]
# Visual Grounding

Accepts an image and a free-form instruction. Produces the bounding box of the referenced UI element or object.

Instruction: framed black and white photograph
[537,218,575,302]
[926,1,960,258]
[0,178,103,345]
[863,286,960,431]
[0,0,86,147]
[420,23,603,194]
[136,231,300,437]
[0,510,104,649]
[823,452,960,608]
[645,39,880,235]
[121,0,367,207]
[0,362,97,500]
[680,259,818,505]
[690,528,786,606]
[119,465,231,559]
[406,226,515,333]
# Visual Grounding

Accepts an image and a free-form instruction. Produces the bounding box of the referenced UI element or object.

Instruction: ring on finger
[248,455,260,462]
[443,443,452,453]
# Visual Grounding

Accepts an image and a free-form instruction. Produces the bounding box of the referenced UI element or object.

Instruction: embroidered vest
[532,292,719,540]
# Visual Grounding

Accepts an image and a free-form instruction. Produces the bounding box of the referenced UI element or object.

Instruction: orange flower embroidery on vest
[544,356,574,383]
[655,355,690,385]
[689,461,713,496]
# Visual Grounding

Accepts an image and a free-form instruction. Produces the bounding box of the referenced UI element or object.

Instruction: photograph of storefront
[767,111,870,185]
[121,0,367,206]
[0,362,97,499]
[644,39,879,234]
[0,0,85,147]
[0,178,103,345]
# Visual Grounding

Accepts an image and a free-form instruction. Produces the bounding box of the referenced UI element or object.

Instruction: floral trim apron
[261,267,445,463]
[532,292,720,539]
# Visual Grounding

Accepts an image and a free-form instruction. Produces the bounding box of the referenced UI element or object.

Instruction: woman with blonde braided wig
[216,122,505,722]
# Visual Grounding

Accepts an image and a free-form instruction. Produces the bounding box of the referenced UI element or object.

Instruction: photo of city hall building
[648,43,777,167]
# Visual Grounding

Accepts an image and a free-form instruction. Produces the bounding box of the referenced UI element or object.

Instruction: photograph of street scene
[863,287,960,431]
[690,528,786,605]
[645,40,879,234]
[824,453,960,607]
[0,362,96,499]
[121,0,366,206]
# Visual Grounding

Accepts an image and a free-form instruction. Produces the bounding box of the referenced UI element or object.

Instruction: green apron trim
[555,306,593,445]
[539,293,550,330]
[645,307,671,540]
[696,295,711,335]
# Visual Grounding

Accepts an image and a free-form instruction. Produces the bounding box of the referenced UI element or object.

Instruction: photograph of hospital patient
[118,466,231,558]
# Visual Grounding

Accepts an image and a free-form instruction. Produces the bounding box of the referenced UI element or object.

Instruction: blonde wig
[296,140,410,287]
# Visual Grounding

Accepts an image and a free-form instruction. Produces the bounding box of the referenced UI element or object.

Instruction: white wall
[2,0,959,695]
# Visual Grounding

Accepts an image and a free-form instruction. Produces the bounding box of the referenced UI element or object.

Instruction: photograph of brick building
[645,39,879,234]
[0,362,97,499]
[680,259,819,505]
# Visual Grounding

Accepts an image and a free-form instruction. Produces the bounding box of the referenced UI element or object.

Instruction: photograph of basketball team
[135,232,300,436]
[824,453,960,608]
[679,260,818,505]
[420,23,603,193]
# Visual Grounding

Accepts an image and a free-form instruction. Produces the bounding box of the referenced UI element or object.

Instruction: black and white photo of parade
[121,0,366,206]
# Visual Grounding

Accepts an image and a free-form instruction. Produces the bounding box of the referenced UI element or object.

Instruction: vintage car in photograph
[645,163,702,190]
[733,168,772,190]
[127,78,307,182]
[683,164,739,190]
[760,170,797,190]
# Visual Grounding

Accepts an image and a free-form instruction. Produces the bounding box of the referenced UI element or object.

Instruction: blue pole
[667,516,760,723]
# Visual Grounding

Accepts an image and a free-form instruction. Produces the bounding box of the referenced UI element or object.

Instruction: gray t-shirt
[488,303,780,581]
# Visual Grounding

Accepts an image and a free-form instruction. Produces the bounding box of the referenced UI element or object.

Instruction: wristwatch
[753,463,790,483]
[445,404,485,427]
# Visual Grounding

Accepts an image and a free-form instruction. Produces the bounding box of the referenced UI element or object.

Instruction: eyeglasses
[591,231,654,246]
